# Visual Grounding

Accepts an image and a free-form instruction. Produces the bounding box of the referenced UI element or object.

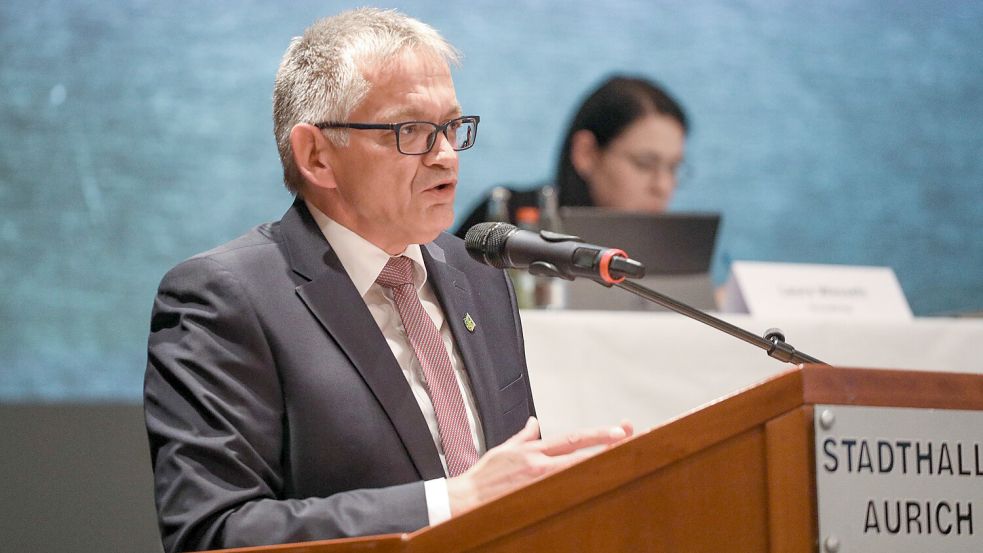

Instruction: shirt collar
[305,200,428,298]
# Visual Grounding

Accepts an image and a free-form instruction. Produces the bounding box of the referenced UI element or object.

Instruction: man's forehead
[358,52,461,121]
[360,49,453,89]
[374,103,462,122]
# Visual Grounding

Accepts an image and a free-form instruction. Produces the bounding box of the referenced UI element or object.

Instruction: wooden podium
[203,366,983,553]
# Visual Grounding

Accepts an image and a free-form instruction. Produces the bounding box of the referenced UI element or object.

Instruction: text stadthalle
[822,438,983,476]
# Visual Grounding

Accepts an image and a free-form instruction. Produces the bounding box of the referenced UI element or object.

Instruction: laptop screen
[558,207,721,276]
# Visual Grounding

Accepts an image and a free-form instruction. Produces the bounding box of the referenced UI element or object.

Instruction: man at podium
[143,9,631,553]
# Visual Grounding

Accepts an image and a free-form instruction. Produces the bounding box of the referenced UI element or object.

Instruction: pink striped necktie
[375,255,478,477]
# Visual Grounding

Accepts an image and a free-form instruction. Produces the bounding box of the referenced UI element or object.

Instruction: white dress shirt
[306,201,485,525]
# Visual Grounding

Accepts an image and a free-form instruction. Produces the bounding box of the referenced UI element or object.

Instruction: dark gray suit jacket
[144,200,535,553]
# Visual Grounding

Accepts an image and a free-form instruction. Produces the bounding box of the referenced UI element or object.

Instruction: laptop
[555,208,722,311]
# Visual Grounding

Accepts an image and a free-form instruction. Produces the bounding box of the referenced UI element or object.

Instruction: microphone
[464,222,645,284]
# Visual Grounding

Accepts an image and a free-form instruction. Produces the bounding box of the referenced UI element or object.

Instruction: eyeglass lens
[398,118,476,154]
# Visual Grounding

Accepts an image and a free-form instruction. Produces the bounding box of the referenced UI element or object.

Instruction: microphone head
[464,222,516,269]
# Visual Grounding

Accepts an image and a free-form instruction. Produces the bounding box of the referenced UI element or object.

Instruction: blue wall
[2,0,981,400]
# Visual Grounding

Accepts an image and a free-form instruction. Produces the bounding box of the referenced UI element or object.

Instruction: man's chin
[408,223,454,246]
[430,205,456,230]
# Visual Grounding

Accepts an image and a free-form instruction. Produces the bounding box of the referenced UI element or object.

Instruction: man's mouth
[427,181,457,193]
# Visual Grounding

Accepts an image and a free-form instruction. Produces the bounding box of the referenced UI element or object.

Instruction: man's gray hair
[273,8,461,195]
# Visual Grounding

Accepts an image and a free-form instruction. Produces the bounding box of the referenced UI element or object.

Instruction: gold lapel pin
[463,312,476,333]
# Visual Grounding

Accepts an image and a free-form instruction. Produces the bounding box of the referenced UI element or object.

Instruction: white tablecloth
[520,310,983,438]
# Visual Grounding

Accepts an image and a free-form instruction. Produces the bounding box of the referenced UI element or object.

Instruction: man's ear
[290,123,338,191]
[569,129,600,180]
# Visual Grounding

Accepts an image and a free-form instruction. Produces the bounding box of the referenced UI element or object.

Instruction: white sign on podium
[814,405,982,553]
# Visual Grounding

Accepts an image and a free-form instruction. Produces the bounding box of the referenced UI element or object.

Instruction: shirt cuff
[424,477,452,526]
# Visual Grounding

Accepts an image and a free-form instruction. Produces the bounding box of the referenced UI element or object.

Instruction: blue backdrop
[2,0,981,400]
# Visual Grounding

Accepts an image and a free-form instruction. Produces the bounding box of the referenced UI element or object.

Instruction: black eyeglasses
[315,115,480,155]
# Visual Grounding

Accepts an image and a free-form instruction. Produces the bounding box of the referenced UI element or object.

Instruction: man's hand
[446,417,633,515]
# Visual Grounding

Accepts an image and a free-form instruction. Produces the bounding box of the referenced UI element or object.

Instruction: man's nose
[424,131,458,168]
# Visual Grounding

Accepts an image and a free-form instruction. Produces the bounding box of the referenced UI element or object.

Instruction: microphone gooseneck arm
[464,220,826,366]
[614,279,827,366]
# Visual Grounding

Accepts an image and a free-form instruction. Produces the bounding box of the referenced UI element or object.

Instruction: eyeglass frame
[612,149,693,183]
[314,115,480,155]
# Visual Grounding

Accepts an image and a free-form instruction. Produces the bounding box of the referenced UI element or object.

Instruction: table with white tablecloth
[520,310,983,438]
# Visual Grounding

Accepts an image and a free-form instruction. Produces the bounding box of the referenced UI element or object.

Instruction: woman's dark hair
[555,75,688,207]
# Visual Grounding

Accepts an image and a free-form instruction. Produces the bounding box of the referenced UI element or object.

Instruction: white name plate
[721,261,912,320]
[814,405,983,553]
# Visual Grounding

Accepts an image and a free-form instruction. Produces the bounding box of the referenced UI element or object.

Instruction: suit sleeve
[144,257,428,553]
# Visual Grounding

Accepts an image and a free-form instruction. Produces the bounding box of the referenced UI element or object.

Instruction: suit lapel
[422,241,507,448]
[280,202,444,480]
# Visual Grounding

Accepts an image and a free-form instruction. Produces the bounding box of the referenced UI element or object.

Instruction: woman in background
[454,74,689,237]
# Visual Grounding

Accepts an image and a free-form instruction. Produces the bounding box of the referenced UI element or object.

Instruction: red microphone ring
[598,249,628,284]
